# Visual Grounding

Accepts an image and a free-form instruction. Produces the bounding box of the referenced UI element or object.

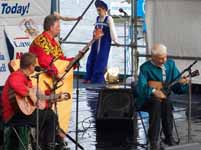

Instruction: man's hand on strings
[60,92,71,101]
[55,92,70,102]
[179,76,189,84]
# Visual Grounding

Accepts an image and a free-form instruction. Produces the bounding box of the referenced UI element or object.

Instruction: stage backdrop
[146,0,201,83]
[0,0,51,86]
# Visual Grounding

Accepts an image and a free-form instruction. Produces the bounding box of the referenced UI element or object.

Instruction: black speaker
[96,88,137,137]
[96,88,135,119]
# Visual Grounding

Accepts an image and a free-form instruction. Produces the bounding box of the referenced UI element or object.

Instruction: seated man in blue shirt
[137,44,188,150]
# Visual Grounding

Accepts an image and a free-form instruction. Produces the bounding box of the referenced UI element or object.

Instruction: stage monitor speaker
[96,88,137,137]
[96,88,135,120]
[165,143,201,150]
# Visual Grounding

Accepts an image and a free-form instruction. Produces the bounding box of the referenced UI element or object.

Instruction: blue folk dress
[85,16,112,83]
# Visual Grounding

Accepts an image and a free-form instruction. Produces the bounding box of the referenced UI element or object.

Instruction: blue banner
[137,0,145,17]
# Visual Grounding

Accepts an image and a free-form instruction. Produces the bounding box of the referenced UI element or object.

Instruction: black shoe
[56,145,70,150]
[55,141,70,150]
[163,137,177,146]
[61,146,70,150]
[150,142,160,150]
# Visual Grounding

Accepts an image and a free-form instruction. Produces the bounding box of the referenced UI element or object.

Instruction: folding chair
[131,81,180,149]
[136,105,180,149]
[136,109,149,149]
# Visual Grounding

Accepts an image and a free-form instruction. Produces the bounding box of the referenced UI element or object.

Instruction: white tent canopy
[146,0,201,83]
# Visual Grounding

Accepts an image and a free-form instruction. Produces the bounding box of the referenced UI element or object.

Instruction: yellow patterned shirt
[30,31,63,58]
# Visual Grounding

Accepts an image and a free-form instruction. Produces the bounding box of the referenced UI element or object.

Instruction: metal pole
[137,54,201,61]
[188,68,192,143]
[124,15,127,87]
[57,0,61,39]
[61,41,146,48]
[134,0,138,80]
[52,74,58,150]
[75,63,80,150]
[131,0,134,76]
[36,78,39,150]
[34,73,40,150]
[57,0,60,13]
[61,0,95,43]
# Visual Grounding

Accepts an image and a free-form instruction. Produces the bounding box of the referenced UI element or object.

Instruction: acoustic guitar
[5,87,70,123]
[13,88,70,115]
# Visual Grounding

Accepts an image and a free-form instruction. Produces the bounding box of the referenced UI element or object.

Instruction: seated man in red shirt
[29,14,76,78]
[1,53,67,150]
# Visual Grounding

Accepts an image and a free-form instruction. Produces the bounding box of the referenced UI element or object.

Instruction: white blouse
[98,15,119,43]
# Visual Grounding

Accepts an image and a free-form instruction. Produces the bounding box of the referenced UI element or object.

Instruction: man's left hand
[179,76,189,84]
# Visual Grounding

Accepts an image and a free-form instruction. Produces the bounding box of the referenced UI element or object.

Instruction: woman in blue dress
[83,0,120,84]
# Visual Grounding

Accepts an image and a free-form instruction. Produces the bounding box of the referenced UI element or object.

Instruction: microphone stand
[31,72,42,150]
[53,30,102,150]
[32,57,58,150]
[49,57,60,150]
[34,56,60,150]
[52,50,95,150]
[51,50,91,150]
[179,60,197,144]
[124,13,127,87]
[52,73,57,150]
[75,62,80,150]
[169,60,197,84]
[167,60,197,143]
[36,73,40,150]
[119,11,128,87]
[52,61,84,150]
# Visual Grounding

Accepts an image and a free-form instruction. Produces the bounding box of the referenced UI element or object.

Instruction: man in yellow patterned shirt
[29,14,77,77]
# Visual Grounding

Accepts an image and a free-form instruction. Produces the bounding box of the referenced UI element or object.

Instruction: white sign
[5,26,33,59]
[0,26,10,85]
[0,0,51,86]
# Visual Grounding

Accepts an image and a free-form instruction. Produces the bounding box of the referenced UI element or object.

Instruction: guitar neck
[38,93,60,101]
[168,69,199,89]
[65,39,96,73]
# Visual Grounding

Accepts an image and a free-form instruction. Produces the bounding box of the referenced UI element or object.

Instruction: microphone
[119,8,128,16]
[31,66,51,78]
[34,66,49,72]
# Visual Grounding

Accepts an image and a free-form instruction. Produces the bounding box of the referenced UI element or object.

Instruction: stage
[66,81,201,150]
[0,81,201,149]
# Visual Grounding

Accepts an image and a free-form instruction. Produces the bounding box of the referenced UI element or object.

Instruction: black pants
[140,97,173,143]
[7,108,58,146]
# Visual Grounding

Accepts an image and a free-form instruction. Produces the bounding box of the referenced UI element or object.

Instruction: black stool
[4,122,33,150]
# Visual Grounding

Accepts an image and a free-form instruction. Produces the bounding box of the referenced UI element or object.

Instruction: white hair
[151,44,167,56]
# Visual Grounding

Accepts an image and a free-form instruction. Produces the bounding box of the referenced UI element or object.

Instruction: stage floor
[66,81,201,150]
[1,81,200,149]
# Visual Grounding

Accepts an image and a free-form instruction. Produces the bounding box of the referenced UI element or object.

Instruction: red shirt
[29,31,74,76]
[1,70,32,123]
